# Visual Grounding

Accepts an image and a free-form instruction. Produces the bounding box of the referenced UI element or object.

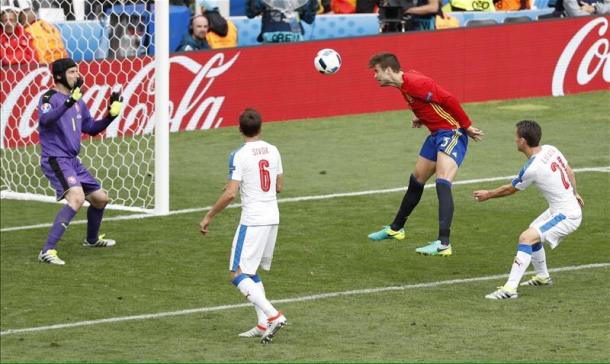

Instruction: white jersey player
[200,109,287,343]
[473,120,583,300]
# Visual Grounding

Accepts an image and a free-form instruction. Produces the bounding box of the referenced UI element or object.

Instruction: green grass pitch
[1,91,609,362]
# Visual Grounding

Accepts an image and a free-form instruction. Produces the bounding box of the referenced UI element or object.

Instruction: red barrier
[1,16,608,148]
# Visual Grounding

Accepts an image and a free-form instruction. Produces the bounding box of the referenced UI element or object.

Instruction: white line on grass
[0,262,608,337]
[2,167,609,233]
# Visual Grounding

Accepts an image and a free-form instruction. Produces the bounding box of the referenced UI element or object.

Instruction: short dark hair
[239,108,262,137]
[368,52,401,72]
[516,120,542,147]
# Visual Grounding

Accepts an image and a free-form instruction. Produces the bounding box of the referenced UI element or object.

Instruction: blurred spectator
[494,0,530,10]
[85,0,113,20]
[402,0,440,31]
[332,0,357,13]
[356,0,377,12]
[441,0,495,11]
[246,0,318,43]
[318,0,332,12]
[19,1,67,63]
[176,14,210,51]
[118,24,140,57]
[564,0,609,15]
[196,0,237,48]
[1,6,35,66]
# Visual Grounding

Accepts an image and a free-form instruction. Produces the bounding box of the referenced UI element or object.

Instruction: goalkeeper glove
[108,91,123,118]
[64,78,83,108]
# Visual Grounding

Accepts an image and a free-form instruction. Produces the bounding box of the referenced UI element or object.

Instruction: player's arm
[276,174,284,193]
[566,164,584,207]
[82,92,123,136]
[199,180,240,235]
[473,183,518,202]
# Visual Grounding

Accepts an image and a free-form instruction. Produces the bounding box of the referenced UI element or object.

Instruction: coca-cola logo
[552,17,610,96]
[1,52,240,149]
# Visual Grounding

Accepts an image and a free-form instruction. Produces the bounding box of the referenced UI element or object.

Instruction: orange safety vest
[25,20,67,64]
[206,20,238,49]
[494,0,531,10]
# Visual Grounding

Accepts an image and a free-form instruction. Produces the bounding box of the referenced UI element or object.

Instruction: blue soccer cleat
[415,240,452,256]
[368,226,405,241]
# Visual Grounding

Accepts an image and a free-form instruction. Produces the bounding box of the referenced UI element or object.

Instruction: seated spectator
[246,0,318,43]
[196,0,238,49]
[494,0,530,10]
[1,6,35,66]
[176,14,210,51]
[19,1,68,64]
[564,0,609,15]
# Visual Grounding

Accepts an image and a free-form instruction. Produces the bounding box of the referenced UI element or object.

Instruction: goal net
[1,0,168,214]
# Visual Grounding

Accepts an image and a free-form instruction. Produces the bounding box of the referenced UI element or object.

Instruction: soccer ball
[314,49,342,75]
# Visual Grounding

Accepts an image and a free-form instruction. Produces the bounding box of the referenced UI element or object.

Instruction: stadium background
[1,10,609,362]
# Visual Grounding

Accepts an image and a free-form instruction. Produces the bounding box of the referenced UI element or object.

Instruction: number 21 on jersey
[550,158,570,189]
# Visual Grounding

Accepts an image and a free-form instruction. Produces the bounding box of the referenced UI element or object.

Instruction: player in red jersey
[367,52,484,256]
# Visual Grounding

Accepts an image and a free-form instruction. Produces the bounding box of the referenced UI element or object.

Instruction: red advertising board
[1,16,608,148]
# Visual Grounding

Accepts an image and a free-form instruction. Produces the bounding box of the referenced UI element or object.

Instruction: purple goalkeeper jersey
[38,89,114,158]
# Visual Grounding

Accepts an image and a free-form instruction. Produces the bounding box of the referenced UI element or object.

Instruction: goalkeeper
[36,57,123,265]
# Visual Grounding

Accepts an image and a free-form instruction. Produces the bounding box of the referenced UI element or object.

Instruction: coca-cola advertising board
[1,16,608,149]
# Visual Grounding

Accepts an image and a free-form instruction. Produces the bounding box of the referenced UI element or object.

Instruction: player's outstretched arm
[200,180,240,235]
[473,183,518,202]
[566,165,584,207]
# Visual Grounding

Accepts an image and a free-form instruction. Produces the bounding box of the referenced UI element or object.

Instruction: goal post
[0,0,170,215]
[154,0,170,216]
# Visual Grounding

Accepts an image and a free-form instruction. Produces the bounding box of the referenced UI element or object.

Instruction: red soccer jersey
[400,70,472,133]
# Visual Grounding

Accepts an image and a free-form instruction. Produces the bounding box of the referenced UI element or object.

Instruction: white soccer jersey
[511,145,581,218]
[229,140,283,226]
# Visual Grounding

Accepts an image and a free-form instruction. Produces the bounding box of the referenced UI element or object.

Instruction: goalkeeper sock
[251,274,268,326]
[531,242,549,278]
[86,206,105,243]
[505,244,533,290]
[42,205,77,252]
[233,274,278,318]
[436,179,454,245]
[390,174,424,231]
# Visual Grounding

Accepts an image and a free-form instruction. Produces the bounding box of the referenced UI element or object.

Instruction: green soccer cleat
[520,275,553,287]
[83,234,116,248]
[368,226,405,241]
[415,240,452,256]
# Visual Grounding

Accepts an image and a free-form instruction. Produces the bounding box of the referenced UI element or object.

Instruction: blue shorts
[419,129,469,166]
[40,157,101,200]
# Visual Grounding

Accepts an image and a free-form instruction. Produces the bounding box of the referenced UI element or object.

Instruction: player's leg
[257,225,287,343]
[74,161,114,247]
[521,210,582,287]
[368,135,436,241]
[416,130,467,256]
[39,158,85,265]
[83,189,115,247]
[229,225,284,341]
[520,242,553,287]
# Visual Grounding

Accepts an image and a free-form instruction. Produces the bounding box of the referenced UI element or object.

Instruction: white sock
[505,244,533,290]
[531,243,549,278]
[236,276,278,318]
[255,281,268,326]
